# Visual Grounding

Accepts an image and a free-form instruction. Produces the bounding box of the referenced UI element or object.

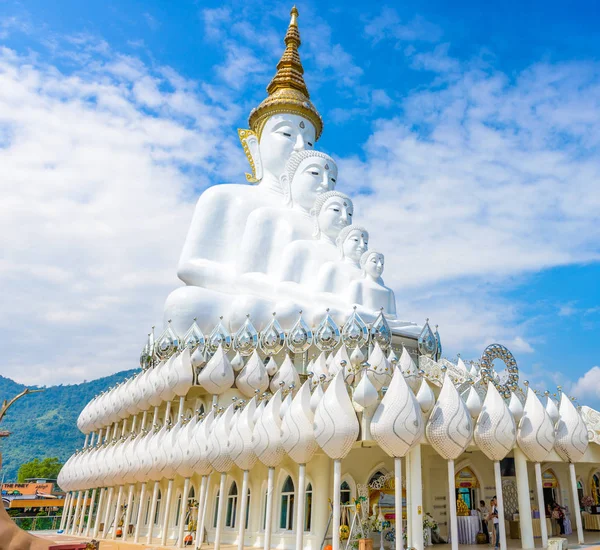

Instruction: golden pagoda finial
[247,6,323,142]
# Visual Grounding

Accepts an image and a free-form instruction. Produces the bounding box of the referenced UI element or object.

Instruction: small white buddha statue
[316,224,369,293]
[347,251,397,318]
[235,149,338,286]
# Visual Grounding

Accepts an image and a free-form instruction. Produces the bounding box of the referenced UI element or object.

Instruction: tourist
[488,497,500,549]
[552,503,565,535]
[478,499,490,543]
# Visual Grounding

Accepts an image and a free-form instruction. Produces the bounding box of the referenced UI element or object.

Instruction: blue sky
[0,0,599,407]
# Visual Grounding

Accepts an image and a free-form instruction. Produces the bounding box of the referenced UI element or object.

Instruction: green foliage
[0,369,137,482]
[17,456,63,482]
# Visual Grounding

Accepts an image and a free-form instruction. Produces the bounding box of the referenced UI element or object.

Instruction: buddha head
[336,225,369,264]
[238,7,323,186]
[281,150,337,211]
[311,191,353,242]
[360,251,385,282]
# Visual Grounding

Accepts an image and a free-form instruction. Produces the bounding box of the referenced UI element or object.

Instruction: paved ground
[34,531,600,549]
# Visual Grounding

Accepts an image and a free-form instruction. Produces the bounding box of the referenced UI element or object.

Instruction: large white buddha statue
[347,251,397,319]
[164,8,325,334]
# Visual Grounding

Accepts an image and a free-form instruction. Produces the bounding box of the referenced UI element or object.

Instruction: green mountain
[0,370,138,481]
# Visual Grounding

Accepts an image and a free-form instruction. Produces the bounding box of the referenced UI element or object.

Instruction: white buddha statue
[164,7,326,334]
[235,149,338,289]
[347,251,397,319]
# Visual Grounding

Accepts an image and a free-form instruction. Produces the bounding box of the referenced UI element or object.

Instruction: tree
[17,457,63,482]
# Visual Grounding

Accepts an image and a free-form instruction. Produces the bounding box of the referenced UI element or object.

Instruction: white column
[60,492,71,531]
[569,463,584,544]
[78,489,90,535]
[395,457,404,550]
[84,488,97,537]
[514,448,534,548]
[406,451,412,547]
[238,470,251,550]
[122,484,135,541]
[534,463,548,548]
[494,461,507,550]
[92,488,106,537]
[146,481,160,544]
[196,476,209,548]
[161,479,175,545]
[178,477,192,548]
[134,482,147,543]
[411,445,424,550]
[295,464,306,550]
[70,491,83,534]
[214,472,227,550]
[332,459,342,550]
[102,486,115,538]
[447,460,458,550]
[112,485,125,539]
[264,467,275,550]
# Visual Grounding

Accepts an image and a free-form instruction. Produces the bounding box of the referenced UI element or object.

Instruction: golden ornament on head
[247,6,323,141]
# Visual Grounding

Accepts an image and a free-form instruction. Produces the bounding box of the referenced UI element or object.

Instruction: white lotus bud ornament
[229,398,258,471]
[555,393,588,463]
[314,371,359,460]
[464,386,483,419]
[236,349,269,397]
[371,366,423,457]
[281,381,319,464]
[197,344,235,395]
[517,387,555,463]
[252,390,285,468]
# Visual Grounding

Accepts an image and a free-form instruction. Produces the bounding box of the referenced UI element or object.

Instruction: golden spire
[248,6,323,141]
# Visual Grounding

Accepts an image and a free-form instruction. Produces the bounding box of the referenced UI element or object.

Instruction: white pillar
[70,491,83,534]
[448,459,458,550]
[494,461,508,550]
[332,459,342,550]
[514,448,534,548]
[295,465,306,550]
[102,486,115,538]
[411,445,424,550]
[93,488,106,537]
[146,481,160,544]
[395,457,404,550]
[569,463,585,544]
[60,492,71,531]
[78,490,90,535]
[112,485,124,539]
[264,467,275,550]
[534,463,548,548]
[214,472,227,550]
[85,488,97,537]
[134,482,147,543]
[196,475,209,548]
[406,451,412,547]
[178,477,192,548]
[160,479,175,545]
[238,470,251,550]
[122,484,135,541]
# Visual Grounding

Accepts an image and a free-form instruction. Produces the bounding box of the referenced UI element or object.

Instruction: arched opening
[280,476,295,531]
[341,481,351,505]
[154,490,162,525]
[184,486,196,529]
[305,483,313,532]
[542,469,560,510]
[455,467,480,511]
[245,489,251,529]
[213,488,220,528]
[144,496,151,525]
[577,479,584,509]
[174,493,182,527]
[226,482,238,529]
[591,472,600,505]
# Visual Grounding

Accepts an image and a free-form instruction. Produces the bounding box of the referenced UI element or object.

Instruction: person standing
[478,500,490,544]
[488,497,500,549]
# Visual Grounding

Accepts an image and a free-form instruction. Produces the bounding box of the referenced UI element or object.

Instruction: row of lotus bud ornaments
[62,357,589,494]
[77,309,433,434]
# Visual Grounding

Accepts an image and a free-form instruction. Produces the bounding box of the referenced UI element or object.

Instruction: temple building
[57,8,600,550]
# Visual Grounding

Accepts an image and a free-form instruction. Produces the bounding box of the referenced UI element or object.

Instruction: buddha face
[317,195,353,241]
[260,114,316,180]
[363,252,384,279]
[291,156,337,212]
[342,229,368,263]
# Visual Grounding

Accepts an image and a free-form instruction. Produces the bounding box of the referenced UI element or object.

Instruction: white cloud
[571,367,600,403]
[364,8,442,45]
[0,43,238,386]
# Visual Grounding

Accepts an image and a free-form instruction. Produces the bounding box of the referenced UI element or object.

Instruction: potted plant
[581,495,595,514]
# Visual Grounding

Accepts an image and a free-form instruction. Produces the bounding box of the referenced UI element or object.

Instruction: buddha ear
[281,173,292,206]
[238,129,263,183]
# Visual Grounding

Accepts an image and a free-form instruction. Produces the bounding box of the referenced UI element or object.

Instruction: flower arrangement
[581,495,595,507]
[423,513,438,530]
